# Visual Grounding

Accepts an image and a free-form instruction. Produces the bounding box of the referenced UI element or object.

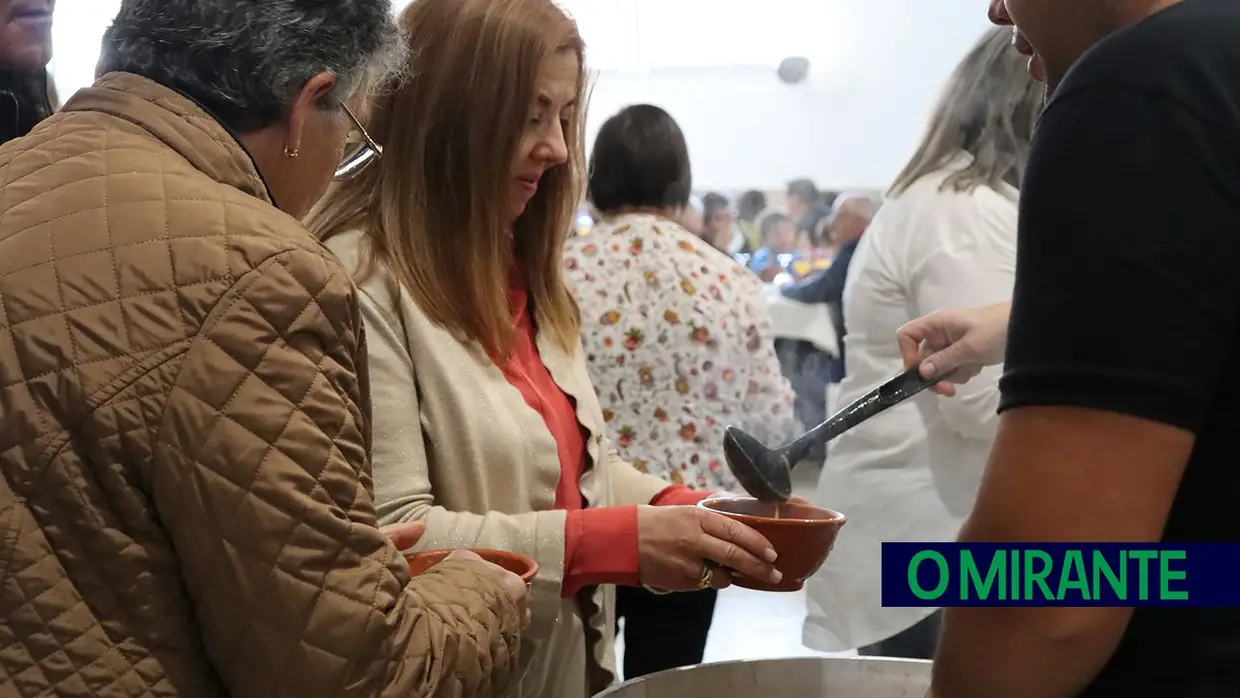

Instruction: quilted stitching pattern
[0,74,521,698]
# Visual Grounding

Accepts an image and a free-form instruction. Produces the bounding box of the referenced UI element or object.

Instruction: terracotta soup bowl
[405,548,539,585]
[698,497,846,592]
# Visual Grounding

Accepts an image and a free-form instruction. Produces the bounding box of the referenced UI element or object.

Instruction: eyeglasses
[333,102,383,181]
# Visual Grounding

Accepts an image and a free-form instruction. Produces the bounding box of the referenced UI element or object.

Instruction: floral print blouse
[564,213,800,492]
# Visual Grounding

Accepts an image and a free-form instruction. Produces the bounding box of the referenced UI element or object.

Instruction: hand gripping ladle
[723,367,951,502]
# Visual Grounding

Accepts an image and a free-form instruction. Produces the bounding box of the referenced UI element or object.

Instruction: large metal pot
[597,657,931,698]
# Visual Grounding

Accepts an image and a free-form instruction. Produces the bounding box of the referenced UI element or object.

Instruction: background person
[736,188,768,249]
[566,103,798,679]
[0,0,56,144]
[787,179,831,252]
[803,25,1040,660]
[748,210,799,281]
[786,177,827,233]
[781,192,880,383]
[774,192,879,454]
[699,191,733,251]
[0,1,529,696]
[701,190,751,255]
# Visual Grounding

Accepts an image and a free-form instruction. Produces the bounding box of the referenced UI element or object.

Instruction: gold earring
[284,147,300,159]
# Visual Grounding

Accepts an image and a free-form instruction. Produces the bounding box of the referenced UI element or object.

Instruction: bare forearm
[932,518,1130,698]
[932,606,1125,698]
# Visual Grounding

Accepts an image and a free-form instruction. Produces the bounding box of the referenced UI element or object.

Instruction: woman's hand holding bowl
[635,505,782,591]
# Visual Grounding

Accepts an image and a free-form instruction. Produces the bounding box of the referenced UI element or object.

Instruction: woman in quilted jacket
[305,0,786,695]
[0,1,529,697]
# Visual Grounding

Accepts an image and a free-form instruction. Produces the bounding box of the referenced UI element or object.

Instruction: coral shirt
[498,272,709,597]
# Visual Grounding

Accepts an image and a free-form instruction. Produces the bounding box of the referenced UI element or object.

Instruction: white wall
[48,0,994,191]
[585,3,994,191]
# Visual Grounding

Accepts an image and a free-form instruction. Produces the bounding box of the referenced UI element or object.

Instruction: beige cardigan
[325,230,673,698]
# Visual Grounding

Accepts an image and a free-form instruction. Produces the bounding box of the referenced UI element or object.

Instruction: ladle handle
[792,367,948,457]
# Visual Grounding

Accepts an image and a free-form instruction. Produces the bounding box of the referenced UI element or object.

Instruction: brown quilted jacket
[0,73,522,698]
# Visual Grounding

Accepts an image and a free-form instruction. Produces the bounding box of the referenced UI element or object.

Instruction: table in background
[764,284,838,356]
[764,285,838,460]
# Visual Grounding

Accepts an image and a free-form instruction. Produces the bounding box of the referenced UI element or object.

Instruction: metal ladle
[723,367,950,502]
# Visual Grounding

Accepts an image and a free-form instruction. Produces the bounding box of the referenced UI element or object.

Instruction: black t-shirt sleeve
[999,84,1240,432]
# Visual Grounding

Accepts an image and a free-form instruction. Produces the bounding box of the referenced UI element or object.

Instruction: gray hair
[889,26,1042,197]
[98,0,406,133]
[833,191,880,221]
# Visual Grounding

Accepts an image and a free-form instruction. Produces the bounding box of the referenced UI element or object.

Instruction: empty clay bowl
[698,497,846,592]
[405,548,539,585]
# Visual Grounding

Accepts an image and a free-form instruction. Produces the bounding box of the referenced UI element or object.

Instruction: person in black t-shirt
[896,1,1240,696]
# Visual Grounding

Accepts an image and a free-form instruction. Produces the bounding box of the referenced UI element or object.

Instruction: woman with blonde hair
[306,0,782,695]
[801,25,1042,659]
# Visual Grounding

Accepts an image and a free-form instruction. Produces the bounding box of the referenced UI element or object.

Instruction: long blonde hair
[889,26,1042,197]
[306,0,586,357]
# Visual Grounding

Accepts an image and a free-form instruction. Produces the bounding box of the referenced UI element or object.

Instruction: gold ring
[696,561,717,590]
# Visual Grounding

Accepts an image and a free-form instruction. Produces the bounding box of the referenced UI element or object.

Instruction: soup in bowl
[699,497,845,592]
